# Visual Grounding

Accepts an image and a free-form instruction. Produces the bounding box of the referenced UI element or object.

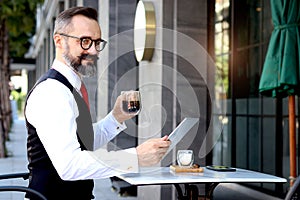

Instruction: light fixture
[134,1,156,62]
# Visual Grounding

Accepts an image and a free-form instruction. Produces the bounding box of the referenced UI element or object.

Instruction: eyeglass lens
[81,38,106,51]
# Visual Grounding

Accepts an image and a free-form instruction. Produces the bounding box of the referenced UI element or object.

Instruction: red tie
[80,82,90,110]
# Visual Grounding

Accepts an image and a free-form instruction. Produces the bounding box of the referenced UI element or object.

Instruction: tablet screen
[167,118,199,154]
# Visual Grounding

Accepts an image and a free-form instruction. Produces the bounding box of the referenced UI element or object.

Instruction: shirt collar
[51,59,81,92]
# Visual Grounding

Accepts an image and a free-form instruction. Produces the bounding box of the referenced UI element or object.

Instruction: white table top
[117,167,287,186]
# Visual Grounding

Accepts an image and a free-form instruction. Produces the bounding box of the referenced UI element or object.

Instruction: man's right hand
[112,93,134,124]
[136,136,171,167]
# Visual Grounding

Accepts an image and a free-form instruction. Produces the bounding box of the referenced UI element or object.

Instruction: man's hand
[136,136,171,167]
[112,93,134,123]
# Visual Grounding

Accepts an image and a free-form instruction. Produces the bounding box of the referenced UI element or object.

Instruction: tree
[0,0,44,157]
[1,0,44,57]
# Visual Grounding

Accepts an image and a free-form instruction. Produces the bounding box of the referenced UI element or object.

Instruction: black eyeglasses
[58,33,107,52]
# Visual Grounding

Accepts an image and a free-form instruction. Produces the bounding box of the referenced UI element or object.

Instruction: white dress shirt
[25,59,138,180]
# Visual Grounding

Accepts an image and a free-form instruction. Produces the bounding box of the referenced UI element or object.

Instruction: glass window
[213,0,287,195]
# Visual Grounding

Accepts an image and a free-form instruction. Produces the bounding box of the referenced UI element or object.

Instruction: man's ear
[53,34,63,48]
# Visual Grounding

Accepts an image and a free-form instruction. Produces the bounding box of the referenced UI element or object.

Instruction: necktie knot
[80,82,90,110]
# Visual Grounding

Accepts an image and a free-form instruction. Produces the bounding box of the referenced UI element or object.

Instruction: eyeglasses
[58,33,107,52]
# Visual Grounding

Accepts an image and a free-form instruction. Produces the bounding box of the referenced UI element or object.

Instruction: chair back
[0,172,47,200]
[285,176,300,200]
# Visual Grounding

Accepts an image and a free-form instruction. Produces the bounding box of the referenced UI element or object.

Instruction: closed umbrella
[259,0,300,186]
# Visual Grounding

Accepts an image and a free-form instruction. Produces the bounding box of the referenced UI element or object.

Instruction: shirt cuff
[106,111,127,132]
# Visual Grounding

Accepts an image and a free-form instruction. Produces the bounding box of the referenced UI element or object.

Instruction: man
[24,6,170,199]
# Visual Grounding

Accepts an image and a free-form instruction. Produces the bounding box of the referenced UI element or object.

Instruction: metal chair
[0,172,47,200]
[285,176,300,200]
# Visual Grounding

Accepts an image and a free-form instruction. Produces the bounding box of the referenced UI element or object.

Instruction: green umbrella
[259,0,300,186]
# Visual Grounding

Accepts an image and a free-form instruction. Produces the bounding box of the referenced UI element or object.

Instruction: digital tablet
[166,118,199,154]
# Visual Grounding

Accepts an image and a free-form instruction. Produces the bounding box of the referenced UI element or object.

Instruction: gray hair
[53,6,98,36]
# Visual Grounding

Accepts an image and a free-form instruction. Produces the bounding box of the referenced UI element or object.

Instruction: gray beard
[62,44,97,77]
[76,62,96,77]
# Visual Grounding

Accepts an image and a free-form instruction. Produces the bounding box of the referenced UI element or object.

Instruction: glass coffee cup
[121,91,141,115]
[177,150,194,168]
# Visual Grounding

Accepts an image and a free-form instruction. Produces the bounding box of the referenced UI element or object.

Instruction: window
[213,0,286,195]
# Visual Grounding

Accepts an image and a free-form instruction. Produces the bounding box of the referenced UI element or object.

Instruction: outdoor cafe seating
[0,172,46,199]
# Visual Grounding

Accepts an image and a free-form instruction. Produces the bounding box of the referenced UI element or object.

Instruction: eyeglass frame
[58,33,107,52]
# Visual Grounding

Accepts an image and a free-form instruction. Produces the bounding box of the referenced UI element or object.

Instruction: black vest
[25,69,94,200]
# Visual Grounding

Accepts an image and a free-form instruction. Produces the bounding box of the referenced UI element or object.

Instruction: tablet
[166,118,199,154]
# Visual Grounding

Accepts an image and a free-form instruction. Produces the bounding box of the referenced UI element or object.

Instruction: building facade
[26,0,298,199]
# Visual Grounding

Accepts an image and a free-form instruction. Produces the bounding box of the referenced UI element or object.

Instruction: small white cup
[177,150,194,168]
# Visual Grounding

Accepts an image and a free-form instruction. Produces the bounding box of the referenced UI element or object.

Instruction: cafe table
[116,167,287,200]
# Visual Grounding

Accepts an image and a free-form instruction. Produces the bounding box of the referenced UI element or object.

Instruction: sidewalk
[0,118,28,200]
[0,118,137,200]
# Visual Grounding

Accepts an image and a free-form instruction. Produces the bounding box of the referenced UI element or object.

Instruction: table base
[174,183,219,200]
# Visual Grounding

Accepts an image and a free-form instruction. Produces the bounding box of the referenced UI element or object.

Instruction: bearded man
[24,7,170,200]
